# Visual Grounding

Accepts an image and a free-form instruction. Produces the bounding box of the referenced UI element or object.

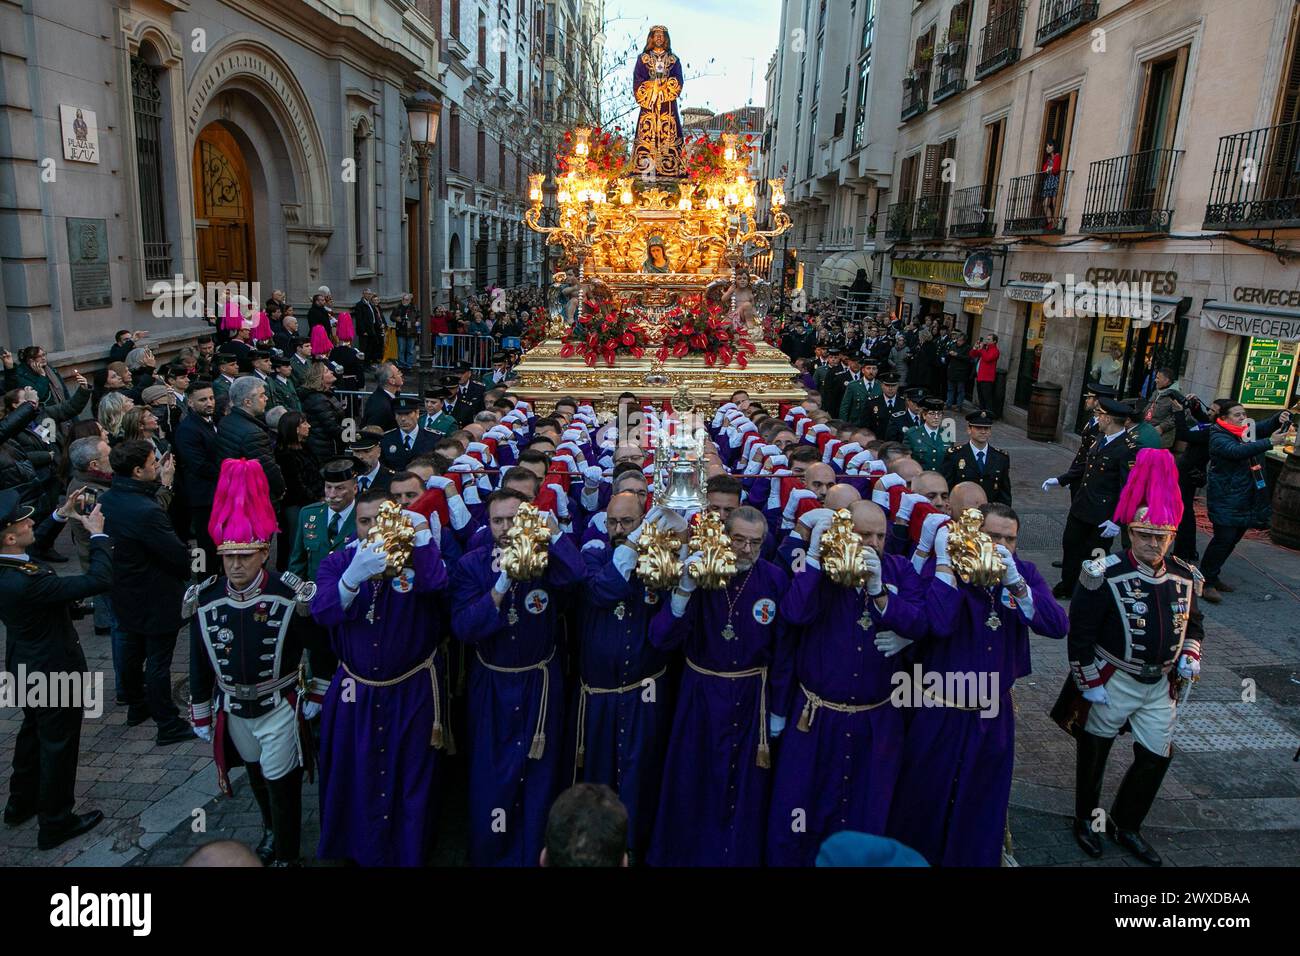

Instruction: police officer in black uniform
[1043,398,1139,599]
[819,348,851,423]
[445,360,486,427]
[1050,384,1115,568]
[0,489,108,850]
[869,371,909,441]
[942,409,1012,504]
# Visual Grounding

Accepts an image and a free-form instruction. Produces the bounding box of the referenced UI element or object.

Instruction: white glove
[806,513,835,564]
[995,544,1022,588]
[769,713,787,738]
[193,725,213,742]
[546,483,570,519]
[1098,520,1121,539]
[862,547,883,596]
[626,522,644,546]
[341,541,388,590]
[302,701,322,720]
[917,513,948,553]
[933,526,951,567]
[1177,655,1200,679]
[1082,685,1110,706]
[426,474,453,491]
[1041,477,1060,492]
[678,552,703,593]
[896,492,928,524]
[493,569,511,595]
[583,465,604,487]
[650,507,688,534]
[873,631,913,657]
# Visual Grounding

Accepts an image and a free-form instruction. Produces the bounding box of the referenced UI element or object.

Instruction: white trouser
[226,699,301,780]
[1084,669,1175,756]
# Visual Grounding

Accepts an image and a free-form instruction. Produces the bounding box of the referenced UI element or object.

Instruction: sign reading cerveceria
[891,259,966,285]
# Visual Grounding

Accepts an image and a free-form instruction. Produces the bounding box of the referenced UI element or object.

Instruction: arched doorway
[193,123,256,284]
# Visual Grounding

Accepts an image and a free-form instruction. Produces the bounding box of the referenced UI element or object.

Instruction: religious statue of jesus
[632,25,684,179]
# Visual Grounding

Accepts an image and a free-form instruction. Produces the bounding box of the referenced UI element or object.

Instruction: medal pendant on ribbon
[721,622,736,641]
[614,602,626,621]
[985,608,1001,630]
[857,610,872,630]
[507,606,519,625]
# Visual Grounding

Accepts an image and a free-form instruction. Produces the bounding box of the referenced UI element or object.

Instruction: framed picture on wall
[1104,316,1126,333]
[1101,335,1125,354]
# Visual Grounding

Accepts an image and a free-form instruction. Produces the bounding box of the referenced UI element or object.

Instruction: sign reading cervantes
[59,105,99,163]
[66,218,111,310]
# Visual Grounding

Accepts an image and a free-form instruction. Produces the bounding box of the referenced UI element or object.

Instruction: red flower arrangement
[559,301,648,367]
[655,297,758,368]
[681,134,756,183]
[556,126,630,179]
[520,306,551,351]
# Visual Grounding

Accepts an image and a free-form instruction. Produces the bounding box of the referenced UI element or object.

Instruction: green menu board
[1238,338,1298,409]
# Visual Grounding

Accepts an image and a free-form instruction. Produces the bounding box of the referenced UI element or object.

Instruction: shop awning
[1200,301,1300,343]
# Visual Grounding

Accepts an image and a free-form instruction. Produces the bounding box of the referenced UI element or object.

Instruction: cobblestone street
[3,422,1298,867]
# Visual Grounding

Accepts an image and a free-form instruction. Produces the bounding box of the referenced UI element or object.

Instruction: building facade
[759,0,910,299]
[886,0,1300,439]
[0,0,442,367]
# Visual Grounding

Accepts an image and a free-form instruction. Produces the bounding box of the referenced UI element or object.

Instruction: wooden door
[193,124,256,286]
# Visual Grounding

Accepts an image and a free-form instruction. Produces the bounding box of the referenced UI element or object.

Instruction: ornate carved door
[193,124,256,285]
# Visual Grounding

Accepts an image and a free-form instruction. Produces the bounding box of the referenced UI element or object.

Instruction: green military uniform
[287,502,355,581]
[266,374,301,412]
[839,375,882,427]
[905,424,952,471]
[1129,421,1162,449]
[420,410,458,435]
[212,373,236,405]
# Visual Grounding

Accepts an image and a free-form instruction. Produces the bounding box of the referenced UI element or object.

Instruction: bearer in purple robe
[648,505,792,866]
[766,501,928,867]
[311,490,450,866]
[570,495,678,859]
[886,503,1068,866]
[450,488,585,866]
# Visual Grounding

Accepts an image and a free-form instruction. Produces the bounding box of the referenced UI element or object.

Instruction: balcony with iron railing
[975,3,1024,79]
[1080,148,1183,234]
[911,193,950,241]
[1204,121,1300,229]
[1004,170,1072,235]
[1036,0,1099,47]
[885,201,914,241]
[949,184,1000,239]
[932,43,968,103]
[900,70,931,121]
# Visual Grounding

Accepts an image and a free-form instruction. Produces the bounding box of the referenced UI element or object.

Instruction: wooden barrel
[1027,381,1063,442]
[1270,450,1300,550]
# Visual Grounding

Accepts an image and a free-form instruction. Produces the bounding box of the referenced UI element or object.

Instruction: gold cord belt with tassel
[573,666,669,779]
[796,682,891,732]
[475,648,556,760]
[686,659,771,769]
[340,653,455,754]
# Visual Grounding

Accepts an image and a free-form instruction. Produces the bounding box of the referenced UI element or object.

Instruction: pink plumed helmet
[1114,447,1182,533]
[209,459,280,554]
[336,311,356,342]
[309,324,333,356]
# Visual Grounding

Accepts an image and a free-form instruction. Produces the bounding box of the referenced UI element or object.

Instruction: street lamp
[405,89,441,393]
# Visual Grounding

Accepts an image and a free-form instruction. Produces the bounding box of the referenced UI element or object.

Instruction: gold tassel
[528,731,546,760]
[796,700,812,733]
[756,743,771,769]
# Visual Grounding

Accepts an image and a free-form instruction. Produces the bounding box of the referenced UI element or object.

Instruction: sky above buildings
[602,0,783,116]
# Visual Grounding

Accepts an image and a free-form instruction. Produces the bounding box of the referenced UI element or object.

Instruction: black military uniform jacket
[1067,551,1204,690]
[942,442,1012,504]
[187,570,315,721]
[446,381,486,427]
[1060,429,1138,525]
[1061,417,1101,497]
[871,394,909,440]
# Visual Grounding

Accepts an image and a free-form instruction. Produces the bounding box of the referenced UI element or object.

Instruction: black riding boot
[1072,731,1114,858]
[245,762,275,865]
[1109,742,1172,866]
[267,766,304,865]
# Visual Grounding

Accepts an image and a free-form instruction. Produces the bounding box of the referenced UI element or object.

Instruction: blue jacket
[99,475,191,634]
[1206,413,1285,528]
[173,411,221,504]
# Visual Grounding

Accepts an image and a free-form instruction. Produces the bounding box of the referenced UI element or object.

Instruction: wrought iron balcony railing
[1203,121,1300,229]
[911,193,950,241]
[900,71,931,121]
[932,43,968,103]
[1036,0,1099,47]
[975,3,1024,79]
[885,200,914,241]
[949,184,1000,239]
[1004,170,1072,235]
[1080,148,1183,234]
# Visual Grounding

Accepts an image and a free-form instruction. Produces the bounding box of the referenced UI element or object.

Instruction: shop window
[1013,302,1046,407]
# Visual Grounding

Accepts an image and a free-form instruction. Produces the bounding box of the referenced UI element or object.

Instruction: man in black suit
[362,362,404,432]
[0,490,109,850]
[1043,398,1139,599]
[172,379,221,570]
[445,360,486,427]
[381,396,439,471]
[942,409,1012,505]
[352,289,385,364]
[350,432,393,496]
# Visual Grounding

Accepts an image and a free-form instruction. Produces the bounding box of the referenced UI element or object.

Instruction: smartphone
[77,488,99,515]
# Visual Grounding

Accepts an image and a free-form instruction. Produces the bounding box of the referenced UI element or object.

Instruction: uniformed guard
[0,489,108,850]
[905,396,952,471]
[870,372,909,441]
[1051,449,1204,867]
[381,395,438,471]
[1063,384,1115,500]
[420,386,459,435]
[188,459,314,865]
[942,409,1012,505]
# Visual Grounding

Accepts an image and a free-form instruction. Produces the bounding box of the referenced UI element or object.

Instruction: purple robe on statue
[312,534,450,866]
[648,558,792,866]
[766,555,928,866]
[569,543,674,854]
[450,535,585,867]
[887,559,1067,866]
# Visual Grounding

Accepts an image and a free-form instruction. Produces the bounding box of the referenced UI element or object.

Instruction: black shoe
[1051,560,1063,568]
[255,829,276,866]
[37,810,104,850]
[3,803,36,827]
[156,721,195,746]
[32,548,68,564]
[1072,818,1103,858]
[1109,823,1163,866]
[126,708,151,728]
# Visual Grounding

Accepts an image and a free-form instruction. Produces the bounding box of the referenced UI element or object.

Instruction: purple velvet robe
[312,536,449,866]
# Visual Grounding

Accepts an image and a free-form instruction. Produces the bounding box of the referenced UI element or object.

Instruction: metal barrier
[333,389,420,423]
[434,334,498,372]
